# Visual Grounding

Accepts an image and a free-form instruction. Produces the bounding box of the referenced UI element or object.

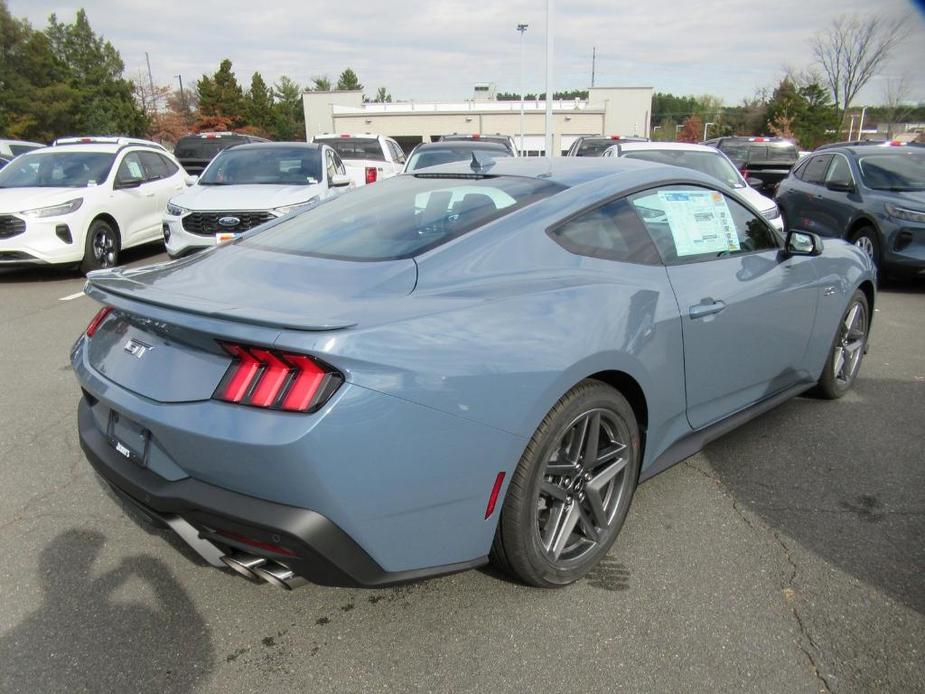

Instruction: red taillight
[610,135,621,140]
[85,306,113,337]
[750,137,767,142]
[215,342,342,413]
[484,471,506,519]
[365,166,378,184]
[340,133,351,138]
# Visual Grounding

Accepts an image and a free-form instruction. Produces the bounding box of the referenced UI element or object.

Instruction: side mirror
[114,176,143,190]
[784,229,823,257]
[185,175,198,186]
[329,173,351,188]
[825,180,854,193]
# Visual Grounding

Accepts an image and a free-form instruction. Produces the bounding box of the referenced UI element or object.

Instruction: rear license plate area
[108,409,150,466]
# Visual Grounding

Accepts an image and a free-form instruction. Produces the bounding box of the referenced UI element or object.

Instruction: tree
[374,87,392,103]
[311,75,331,91]
[45,8,146,136]
[650,117,677,142]
[336,68,362,91]
[677,115,703,143]
[811,13,911,134]
[765,75,837,149]
[270,75,304,141]
[880,75,914,139]
[196,59,245,129]
[246,72,273,134]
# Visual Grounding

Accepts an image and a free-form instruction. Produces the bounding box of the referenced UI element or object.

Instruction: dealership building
[302,84,654,155]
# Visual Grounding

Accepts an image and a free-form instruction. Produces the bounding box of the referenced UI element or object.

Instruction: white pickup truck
[311,134,405,187]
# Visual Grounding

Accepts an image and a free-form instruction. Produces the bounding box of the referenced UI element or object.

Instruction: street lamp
[517,23,528,156]
[544,0,554,158]
[704,121,714,141]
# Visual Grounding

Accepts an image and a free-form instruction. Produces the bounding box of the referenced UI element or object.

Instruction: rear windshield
[319,138,385,161]
[406,146,510,172]
[243,174,564,260]
[858,152,925,191]
[575,139,617,157]
[174,137,247,159]
[9,144,41,156]
[199,147,323,185]
[622,149,745,188]
[440,136,515,153]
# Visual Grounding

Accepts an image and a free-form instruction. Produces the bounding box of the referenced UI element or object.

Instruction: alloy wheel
[92,228,116,268]
[854,235,875,261]
[535,408,631,564]
[833,300,867,386]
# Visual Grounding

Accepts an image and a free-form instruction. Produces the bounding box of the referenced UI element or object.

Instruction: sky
[11,0,925,107]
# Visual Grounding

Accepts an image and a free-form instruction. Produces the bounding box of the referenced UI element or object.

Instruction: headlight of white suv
[20,198,83,218]
[274,197,319,216]
[885,203,925,224]
[761,205,781,221]
[166,202,189,217]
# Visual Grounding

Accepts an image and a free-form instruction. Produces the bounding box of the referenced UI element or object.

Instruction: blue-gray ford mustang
[72,157,875,590]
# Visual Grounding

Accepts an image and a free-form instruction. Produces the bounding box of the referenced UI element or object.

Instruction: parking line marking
[58,292,86,302]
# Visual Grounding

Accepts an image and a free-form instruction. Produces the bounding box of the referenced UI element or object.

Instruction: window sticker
[658,190,739,256]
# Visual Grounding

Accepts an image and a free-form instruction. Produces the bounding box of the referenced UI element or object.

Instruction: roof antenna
[470,151,483,172]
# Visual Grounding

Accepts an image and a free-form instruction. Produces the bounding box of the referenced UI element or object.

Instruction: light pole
[675,123,683,141]
[857,106,867,140]
[703,121,714,141]
[517,23,528,156]
[544,0,554,157]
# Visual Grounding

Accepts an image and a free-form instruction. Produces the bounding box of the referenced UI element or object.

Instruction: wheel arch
[857,279,875,314]
[585,369,649,461]
[845,214,878,242]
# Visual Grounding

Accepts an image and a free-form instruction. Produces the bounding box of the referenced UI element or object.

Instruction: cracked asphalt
[1,246,922,693]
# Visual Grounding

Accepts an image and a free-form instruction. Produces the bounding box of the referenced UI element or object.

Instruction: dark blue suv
[775,143,925,278]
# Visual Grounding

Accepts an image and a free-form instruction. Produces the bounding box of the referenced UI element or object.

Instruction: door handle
[143,192,155,197]
[813,193,824,199]
[689,299,727,319]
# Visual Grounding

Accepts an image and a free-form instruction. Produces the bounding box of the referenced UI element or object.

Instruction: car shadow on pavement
[703,378,925,615]
[0,528,214,694]
[0,243,167,284]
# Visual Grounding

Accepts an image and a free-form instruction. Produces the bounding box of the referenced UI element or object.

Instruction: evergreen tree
[246,71,273,133]
[374,87,392,103]
[196,59,246,128]
[271,76,305,141]
[336,68,362,91]
[311,75,331,91]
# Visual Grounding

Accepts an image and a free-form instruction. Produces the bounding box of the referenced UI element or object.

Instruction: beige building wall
[589,87,654,138]
[303,90,363,138]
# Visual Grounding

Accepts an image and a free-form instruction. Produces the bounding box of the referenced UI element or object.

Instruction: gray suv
[775,143,925,278]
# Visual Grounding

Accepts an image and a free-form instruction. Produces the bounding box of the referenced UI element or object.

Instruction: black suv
[565,135,648,157]
[702,136,799,195]
[173,132,270,175]
[775,142,925,278]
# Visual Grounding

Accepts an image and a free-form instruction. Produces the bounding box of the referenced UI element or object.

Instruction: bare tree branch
[811,14,911,135]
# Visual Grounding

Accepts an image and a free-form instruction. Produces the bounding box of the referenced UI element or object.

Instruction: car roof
[614,142,716,153]
[412,155,673,187]
[814,141,925,154]
[413,141,509,151]
[0,138,44,147]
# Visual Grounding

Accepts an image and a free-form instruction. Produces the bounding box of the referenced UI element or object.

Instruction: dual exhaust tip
[221,552,307,590]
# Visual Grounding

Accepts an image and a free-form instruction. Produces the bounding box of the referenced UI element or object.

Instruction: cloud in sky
[11,0,925,106]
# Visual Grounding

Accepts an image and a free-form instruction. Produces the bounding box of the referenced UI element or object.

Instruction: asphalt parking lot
[0,244,922,694]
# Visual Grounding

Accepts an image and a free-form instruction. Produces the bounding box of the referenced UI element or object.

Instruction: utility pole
[544,0,554,158]
[847,114,857,141]
[704,121,714,141]
[591,46,596,88]
[857,106,867,140]
[145,52,157,112]
[517,23,528,156]
[176,74,187,112]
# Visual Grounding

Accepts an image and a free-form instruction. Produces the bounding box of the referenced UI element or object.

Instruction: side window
[158,154,180,177]
[802,154,833,185]
[628,185,778,265]
[325,150,338,181]
[115,152,145,184]
[388,141,406,164]
[138,151,168,180]
[332,152,346,176]
[547,197,662,264]
[824,155,853,186]
[791,157,809,180]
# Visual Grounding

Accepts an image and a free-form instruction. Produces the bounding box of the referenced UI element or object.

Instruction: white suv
[163,142,353,257]
[0,137,189,273]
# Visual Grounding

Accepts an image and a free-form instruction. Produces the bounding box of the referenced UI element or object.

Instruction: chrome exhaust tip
[253,561,308,590]
[221,553,267,579]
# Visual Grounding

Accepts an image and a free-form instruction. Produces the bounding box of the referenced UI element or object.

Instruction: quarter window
[548,198,661,264]
[139,151,168,180]
[628,185,778,264]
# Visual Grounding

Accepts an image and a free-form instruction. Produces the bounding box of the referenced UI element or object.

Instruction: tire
[490,380,641,587]
[811,289,869,399]
[849,225,880,269]
[80,219,120,274]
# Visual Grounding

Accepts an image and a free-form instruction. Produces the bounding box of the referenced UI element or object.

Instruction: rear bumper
[78,398,486,587]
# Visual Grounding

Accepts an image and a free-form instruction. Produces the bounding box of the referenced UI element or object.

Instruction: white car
[0,138,44,159]
[602,142,784,234]
[163,142,353,257]
[0,137,189,273]
[311,134,405,187]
